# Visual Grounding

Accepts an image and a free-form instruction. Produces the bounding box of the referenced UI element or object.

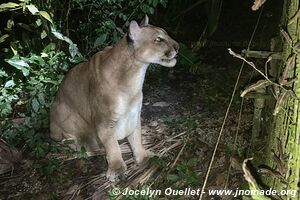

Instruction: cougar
[50,16,179,181]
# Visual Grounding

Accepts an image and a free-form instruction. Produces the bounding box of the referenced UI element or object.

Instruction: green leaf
[0,34,9,43]
[116,27,124,34]
[51,27,82,58]
[42,43,55,54]
[31,98,40,112]
[0,2,21,11]
[10,44,17,55]
[30,54,45,65]
[141,4,148,13]
[40,52,48,58]
[0,102,12,116]
[0,70,8,77]
[149,7,154,14]
[21,68,29,76]
[4,80,15,88]
[51,27,72,43]
[17,22,34,32]
[7,19,14,29]
[35,19,42,26]
[6,58,29,69]
[41,30,47,39]
[37,93,45,106]
[159,0,167,7]
[152,0,158,7]
[39,11,53,24]
[6,57,30,76]
[26,4,39,14]
[93,34,107,48]
[69,43,80,58]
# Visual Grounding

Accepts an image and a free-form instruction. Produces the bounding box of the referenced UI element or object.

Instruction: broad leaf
[40,52,48,58]
[6,58,29,69]
[30,54,45,66]
[26,4,39,14]
[41,30,47,39]
[51,28,72,43]
[6,57,30,76]
[152,0,159,7]
[17,23,34,32]
[0,34,9,43]
[35,19,42,26]
[0,70,8,77]
[69,43,80,58]
[37,93,45,106]
[0,2,20,11]
[4,80,15,88]
[10,45,17,55]
[7,19,14,29]
[21,68,29,76]
[31,98,40,112]
[39,11,53,24]
[93,34,107,48]
[51,27,82,58]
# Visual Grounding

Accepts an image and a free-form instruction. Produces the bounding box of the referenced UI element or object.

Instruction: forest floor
[0,57,255,200]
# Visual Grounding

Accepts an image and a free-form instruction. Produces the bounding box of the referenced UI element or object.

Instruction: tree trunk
[262,0,300,199]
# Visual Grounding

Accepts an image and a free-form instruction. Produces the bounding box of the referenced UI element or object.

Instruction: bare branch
[251,0,267,11]
[279,54,296,85]
[280,29,293,47]
[273,90,289,115]
[241,80,272,97]
[228,48,274,84]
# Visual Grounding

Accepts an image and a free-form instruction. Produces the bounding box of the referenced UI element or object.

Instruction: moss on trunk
[262,0,300,199]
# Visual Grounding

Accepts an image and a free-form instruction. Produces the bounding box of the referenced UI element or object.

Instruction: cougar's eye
[154,37,162,43]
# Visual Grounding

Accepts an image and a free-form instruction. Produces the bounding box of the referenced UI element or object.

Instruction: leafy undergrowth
[0,66,253,199]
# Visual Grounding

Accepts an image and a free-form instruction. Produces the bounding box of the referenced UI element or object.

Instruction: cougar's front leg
[96,123,126,182]
[127,112,154,165]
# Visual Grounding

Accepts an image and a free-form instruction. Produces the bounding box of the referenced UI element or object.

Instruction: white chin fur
[157,58,177,67]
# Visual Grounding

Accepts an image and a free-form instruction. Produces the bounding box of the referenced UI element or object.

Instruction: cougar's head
[128,16,179,67]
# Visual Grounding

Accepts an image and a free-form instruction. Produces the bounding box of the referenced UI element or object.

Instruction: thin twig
[224,98,244,189]
[280,29,300,57]
[228,49,274,84]
[198,6,264,200]
[264,56,272,78]
[228,49,291,92]
[170,139,187,169]
[280,29,292,47]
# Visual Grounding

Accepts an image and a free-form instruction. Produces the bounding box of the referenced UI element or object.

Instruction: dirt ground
[0,60,254,199]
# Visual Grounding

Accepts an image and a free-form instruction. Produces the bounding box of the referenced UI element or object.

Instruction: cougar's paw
[106,160,127,182]
[136,150,155,166]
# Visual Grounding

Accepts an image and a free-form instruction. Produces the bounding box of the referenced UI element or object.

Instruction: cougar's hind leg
[49,122,64,141]
[50,101,86,148]
[50,102,64,141]
[50,100,102,155]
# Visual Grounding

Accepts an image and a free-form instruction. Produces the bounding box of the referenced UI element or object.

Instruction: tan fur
[50,16,179,181]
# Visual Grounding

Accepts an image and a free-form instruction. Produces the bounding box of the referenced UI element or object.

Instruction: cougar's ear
[140,15,149,26]
[128,20,140,41]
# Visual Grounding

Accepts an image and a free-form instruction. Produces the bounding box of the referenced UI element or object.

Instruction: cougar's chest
[112,95,142,140]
